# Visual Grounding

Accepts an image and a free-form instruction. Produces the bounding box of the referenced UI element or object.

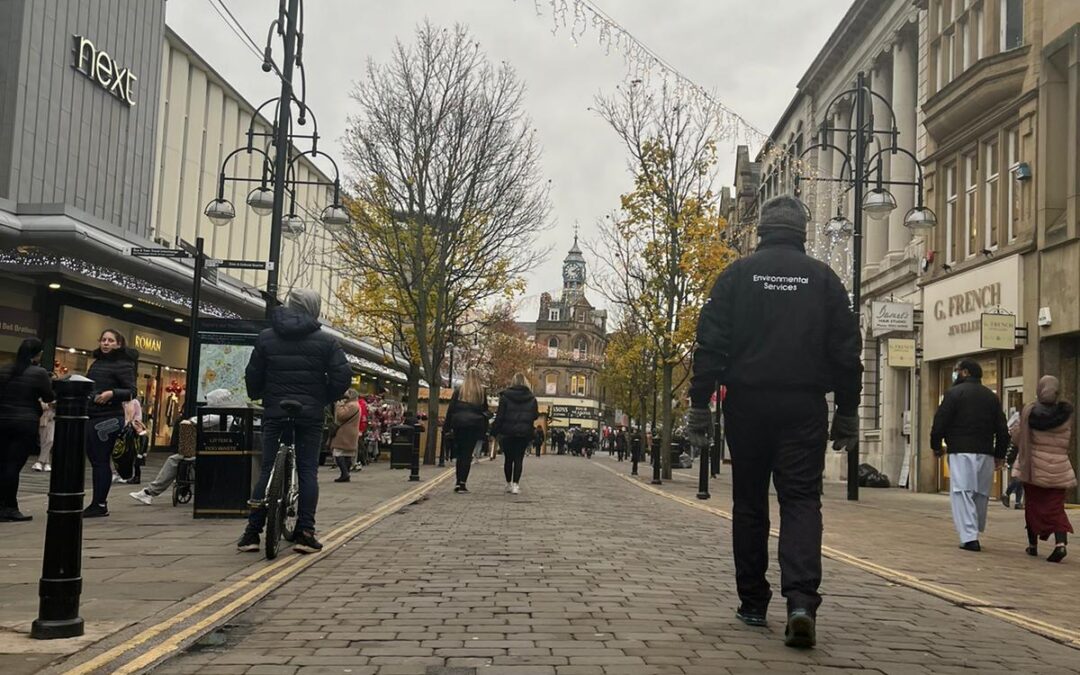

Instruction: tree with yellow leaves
[333,22,549,465]
[592,82,735,478]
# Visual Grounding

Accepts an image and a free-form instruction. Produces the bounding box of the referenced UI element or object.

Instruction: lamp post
[203,0,351,318]
[795,70,937,501]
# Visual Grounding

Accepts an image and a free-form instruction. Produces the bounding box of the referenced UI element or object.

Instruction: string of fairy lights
[524,0,856,285]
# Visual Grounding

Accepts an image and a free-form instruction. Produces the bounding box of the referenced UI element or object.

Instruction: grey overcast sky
[166,0,853,319]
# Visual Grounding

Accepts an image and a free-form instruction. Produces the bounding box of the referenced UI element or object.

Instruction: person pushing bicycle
[237,289,351,555]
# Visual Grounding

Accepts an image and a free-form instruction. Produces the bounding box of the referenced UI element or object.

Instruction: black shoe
[1015,503,1024,510]
[1048,546,1067,563]
[959,540,981,552]
[236,532,260,552]
[82,504,109,518]
[293,529,323,554]
[0,508,32,522]
[784,609,816,648]
[999,495,1010,508]
[1026,546,1038,557]
[454,484,469,493]
[735,606,768,627]
[334,475,350,483]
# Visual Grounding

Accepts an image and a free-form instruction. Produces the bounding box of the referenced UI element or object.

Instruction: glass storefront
[55,306,189,449]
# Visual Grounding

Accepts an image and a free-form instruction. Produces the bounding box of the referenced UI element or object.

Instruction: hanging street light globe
[204,198,236,227]
[321,204,351,233]
[281,213,305,240]
[862,188,897,220]
[904,206,938,230]
[246,186,275,216]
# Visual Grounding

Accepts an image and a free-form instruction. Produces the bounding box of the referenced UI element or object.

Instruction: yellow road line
[66,469,454,675]
[597,462,1080,649]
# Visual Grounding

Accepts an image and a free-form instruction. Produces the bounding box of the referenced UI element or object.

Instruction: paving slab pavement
[0,451,450,673]
[154,453,1080,675]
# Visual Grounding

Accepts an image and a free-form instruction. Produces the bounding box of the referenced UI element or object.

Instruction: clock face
[563,262,584,282]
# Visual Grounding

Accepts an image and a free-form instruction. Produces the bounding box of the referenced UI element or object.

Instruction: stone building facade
[524,237,608,429]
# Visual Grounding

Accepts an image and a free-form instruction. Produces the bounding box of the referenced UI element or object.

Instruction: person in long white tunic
[930,359,1010,551]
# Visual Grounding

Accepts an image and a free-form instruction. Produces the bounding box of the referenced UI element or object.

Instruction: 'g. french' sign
[72,35,137,106]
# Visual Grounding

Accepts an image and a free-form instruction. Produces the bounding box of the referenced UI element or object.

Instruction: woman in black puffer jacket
[444,370,489,493]
[490,372,538,495]
[84,329,138,518]
[0,338,55,521]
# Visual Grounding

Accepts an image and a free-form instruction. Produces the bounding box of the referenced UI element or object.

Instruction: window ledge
[924,46,1031,141]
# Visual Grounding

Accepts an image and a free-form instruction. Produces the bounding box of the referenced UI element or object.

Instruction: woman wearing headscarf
[1010,375,1076,563]
[0,338,55,521]
[331,389,361,482]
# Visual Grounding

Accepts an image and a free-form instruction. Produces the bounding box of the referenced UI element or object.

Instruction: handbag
[111,423,138,480]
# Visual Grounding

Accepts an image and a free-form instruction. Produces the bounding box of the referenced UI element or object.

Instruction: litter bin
[389,422,413,469]
[193,405,258,518]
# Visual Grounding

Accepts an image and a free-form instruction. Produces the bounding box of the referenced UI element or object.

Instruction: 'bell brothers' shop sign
[72,35,137,106]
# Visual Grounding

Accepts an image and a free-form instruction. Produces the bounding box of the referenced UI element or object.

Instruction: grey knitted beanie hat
[758,195,808,237]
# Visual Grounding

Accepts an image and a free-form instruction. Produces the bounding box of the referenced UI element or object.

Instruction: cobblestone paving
[156,455,1080,674]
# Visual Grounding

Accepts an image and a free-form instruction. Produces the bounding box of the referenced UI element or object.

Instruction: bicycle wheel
[264,446,289,560]
[282,456,298,542]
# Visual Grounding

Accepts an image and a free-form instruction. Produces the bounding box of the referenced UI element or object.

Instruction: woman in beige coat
[331,389,361,483]
[1010,375,1076,562]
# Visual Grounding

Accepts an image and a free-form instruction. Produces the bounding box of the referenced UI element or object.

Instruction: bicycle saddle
[280,400,304,416]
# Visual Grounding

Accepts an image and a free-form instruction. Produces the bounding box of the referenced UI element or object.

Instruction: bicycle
[254,400,302,560]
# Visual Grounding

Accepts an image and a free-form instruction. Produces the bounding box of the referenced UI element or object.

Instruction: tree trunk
[406,361,420,417]
[661,361,673,480]
[424,392,439,465]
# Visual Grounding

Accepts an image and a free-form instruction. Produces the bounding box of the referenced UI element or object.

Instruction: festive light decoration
[0,249,241,319]
[527,0,767,146]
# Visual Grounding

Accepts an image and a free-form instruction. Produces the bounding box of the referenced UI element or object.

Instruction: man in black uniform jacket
[685,195,862,648]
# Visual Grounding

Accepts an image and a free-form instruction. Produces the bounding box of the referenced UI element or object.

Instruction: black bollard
[697,442,710,500]
[32,375,93,640]
[650,438,662,485]
[408,417,422,482]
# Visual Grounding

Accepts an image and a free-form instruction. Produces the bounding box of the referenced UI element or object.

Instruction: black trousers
[0,420,38,510]
[453,432,481,486]
[502,436,529,483]
[724,389,828,616]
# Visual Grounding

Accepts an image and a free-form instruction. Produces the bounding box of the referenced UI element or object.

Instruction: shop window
[984,139,999,250]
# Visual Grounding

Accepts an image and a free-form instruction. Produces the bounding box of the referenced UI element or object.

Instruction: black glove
[829,413,858,453]
[686,408,713,449]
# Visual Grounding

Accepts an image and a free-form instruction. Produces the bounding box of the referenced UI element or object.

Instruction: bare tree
[591,81,730,478]
[335,21,549,464]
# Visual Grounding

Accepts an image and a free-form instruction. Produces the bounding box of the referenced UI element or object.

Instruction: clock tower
[561,234,586,296]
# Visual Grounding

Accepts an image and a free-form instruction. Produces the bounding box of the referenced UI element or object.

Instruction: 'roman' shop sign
[922,255,1022,362]
[72,35,137,106]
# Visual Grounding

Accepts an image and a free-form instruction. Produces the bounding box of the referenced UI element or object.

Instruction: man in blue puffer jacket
[237,289,351,555]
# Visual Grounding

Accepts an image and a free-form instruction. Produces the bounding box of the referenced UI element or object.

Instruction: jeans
[502,436,529,483]
[454,432,482,486]
[724,389,828,616]
[144,454,184,496]
[0,420,38,510]
[246,417,322,535]
[87,415,124,507]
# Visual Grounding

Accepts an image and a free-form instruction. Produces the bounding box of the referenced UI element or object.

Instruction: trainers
[236,532,260,552]
[32,462,43,472]
[506,482,513,493]
[43,464,51,472]
[736,606,768,627]
[510,483,521,495]
[0,507,32,522]
[293,529,323,554]
[82,504,109,518]
[784,609,816,648]
[129,490,153,505]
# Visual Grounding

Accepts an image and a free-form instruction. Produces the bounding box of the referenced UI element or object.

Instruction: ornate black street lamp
[203,0,350,316]
[794,70,937,501]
